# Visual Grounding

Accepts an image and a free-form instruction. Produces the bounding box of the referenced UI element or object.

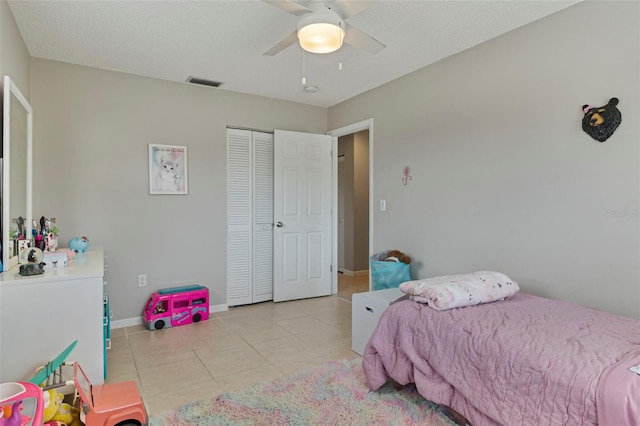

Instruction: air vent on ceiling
[186,76,223,88]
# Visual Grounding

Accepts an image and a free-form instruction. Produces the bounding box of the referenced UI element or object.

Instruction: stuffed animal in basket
[385,249,411,264]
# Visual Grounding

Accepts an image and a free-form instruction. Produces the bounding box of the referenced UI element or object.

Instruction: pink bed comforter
[363,293,640,425]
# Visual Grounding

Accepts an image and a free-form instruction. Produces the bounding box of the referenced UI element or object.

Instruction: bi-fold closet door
[227,129,274,306]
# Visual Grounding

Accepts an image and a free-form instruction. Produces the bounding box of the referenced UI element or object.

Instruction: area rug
[149,357,460,425]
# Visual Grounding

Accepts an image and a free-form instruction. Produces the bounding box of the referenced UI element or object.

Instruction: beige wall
[30,59,326,321]
[0,0,30,98]
[329,1,640,318]
[5,0,640,322]
[1,0,30,272]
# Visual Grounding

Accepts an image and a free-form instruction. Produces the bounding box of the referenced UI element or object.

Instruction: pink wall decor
[402,166,412,185]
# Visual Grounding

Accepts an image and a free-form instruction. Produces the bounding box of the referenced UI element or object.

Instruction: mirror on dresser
[2,75,33,271]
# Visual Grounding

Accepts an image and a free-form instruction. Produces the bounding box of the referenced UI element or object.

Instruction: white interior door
[273,130,332,302]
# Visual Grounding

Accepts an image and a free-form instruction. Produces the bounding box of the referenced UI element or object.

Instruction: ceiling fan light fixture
[297,9,345,54]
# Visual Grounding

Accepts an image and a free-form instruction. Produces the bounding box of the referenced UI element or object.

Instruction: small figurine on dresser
[16,216,25,238]
[69,236,90,252]
[42,248,74,270]
[18,247,45,276]
[45,230,58,252]
[41,218,59,251]
[31,217,59,251]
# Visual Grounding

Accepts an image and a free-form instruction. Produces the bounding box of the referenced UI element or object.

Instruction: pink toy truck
[143,284,209,330]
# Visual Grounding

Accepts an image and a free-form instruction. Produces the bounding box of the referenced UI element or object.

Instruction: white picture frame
[148,144,188,195]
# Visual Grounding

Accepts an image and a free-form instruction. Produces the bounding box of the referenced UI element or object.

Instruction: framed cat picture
[148,144,188,195]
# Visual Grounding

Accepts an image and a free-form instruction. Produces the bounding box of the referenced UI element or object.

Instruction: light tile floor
[336,272,370,300]
[107,274,370,416]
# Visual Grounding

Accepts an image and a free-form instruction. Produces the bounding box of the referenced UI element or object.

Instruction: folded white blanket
[399,271,519,311]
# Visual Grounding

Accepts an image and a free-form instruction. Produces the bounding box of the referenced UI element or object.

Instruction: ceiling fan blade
[343,23,385,54]
[261,0,312,16]
[263,30,299,56]
[332,0,377,19]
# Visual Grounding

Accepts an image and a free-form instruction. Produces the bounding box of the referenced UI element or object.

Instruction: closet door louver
[227,129,252,306]
[253,132,274,303]
[227,129,273,306]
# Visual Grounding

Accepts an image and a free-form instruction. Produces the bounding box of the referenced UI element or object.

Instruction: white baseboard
[341,269,369,277]
[111,317,143,329]
[111,303,228,329]
[211,303,228,313]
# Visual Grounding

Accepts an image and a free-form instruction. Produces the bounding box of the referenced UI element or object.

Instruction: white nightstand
[352,287,406,356]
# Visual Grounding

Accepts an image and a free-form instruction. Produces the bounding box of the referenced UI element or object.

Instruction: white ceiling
[8,0,580,108]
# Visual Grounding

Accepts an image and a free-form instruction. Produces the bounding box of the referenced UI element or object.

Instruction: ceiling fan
[261,0,385,56]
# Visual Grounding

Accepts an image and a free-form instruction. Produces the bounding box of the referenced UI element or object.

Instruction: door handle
[276,221,284,228]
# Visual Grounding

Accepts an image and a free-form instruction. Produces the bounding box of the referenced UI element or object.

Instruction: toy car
[0,381,44,426]
[33,360,147,426]
[73,362,147,426]
[27,340,147,426]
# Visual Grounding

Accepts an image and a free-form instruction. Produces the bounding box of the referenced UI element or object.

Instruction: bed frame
[363,292,640,426]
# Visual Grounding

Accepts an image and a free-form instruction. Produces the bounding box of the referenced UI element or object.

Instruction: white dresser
[0,248,105,385]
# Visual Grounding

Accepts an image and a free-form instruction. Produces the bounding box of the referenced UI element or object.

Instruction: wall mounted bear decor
[581,97,622,142]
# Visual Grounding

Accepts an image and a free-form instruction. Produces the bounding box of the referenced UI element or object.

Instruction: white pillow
[399,271,519,311]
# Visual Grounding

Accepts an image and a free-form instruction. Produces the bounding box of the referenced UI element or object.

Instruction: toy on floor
[41,389,76,425]
[385,249,411,264]
[0,382,44,426]
[28,342,147,426]
[1,400,23,426]
[29,341,78,388]
[42,389,63,423]
[143,284,209,330]
[49,401,74,425]
[69,362,146,426]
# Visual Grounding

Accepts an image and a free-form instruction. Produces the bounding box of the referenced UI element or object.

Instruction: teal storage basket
[370,258,411,290]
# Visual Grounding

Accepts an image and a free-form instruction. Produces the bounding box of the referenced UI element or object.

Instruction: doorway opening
[328,119,373,300]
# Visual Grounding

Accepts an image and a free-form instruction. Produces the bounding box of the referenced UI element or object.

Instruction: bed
[362,274,640,426]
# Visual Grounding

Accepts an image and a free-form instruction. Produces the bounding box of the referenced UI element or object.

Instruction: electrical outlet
[138,274,147,287]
